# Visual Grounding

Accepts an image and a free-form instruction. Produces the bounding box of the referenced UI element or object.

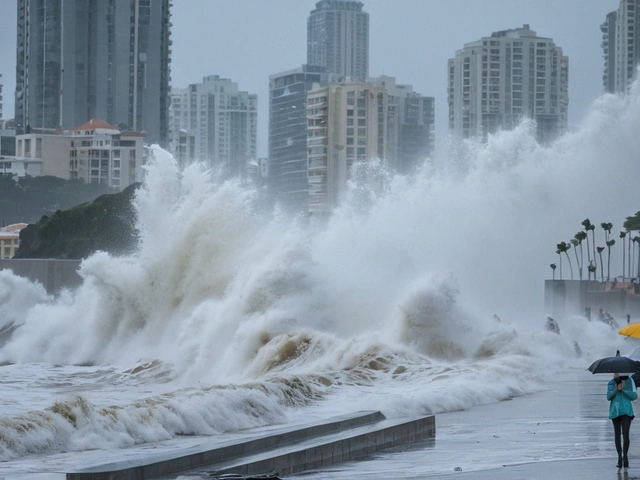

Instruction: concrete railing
[0,258,82,294]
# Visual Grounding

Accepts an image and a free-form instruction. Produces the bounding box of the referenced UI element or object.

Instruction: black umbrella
[588,356,640,374]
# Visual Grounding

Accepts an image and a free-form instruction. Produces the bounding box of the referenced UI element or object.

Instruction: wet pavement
[282,370,639,479]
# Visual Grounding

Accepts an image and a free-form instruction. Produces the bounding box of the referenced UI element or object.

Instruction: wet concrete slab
[284,370,635,479]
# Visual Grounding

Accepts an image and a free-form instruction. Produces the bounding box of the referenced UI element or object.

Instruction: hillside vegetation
[14,182,141,259]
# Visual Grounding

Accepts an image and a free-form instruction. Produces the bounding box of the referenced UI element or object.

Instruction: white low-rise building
[12,119,145,189]
[69,119,145,188]
[0,223,27,259]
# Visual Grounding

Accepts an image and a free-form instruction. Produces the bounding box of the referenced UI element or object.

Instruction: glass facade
[268,65,336,213]
[14,0,172,144]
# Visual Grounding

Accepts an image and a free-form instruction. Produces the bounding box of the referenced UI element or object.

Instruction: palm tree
[634,236,640,279]
[570,239,582,280]
[582,219,596,278]
[620,231,627,279]
[606,239,616,281]
[623,213,640,278]
[597,246,605,282]
[556,241,573,280]
[575,231,587,280]
[601,222,613,243]
[623,211,640,231]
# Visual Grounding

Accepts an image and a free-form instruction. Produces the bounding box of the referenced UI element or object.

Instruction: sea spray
[0,84,639,463]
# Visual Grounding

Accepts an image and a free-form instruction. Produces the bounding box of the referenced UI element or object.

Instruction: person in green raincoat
[608,373,638,468]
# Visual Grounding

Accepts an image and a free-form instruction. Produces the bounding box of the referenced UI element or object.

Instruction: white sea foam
[1,84,640,469]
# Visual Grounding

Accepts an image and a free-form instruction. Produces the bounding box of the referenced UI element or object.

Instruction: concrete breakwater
[0,258,82,294]
[66,411,436,480]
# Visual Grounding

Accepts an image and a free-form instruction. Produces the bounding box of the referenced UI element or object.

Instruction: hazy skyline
[0,1,620,157]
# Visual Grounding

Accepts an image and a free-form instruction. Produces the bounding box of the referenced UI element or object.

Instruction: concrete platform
[66,410,435,480]
[424,457,638,479]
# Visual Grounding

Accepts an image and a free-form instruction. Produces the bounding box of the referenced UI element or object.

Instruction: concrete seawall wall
[0,259,82,294]
[545,279,640,320]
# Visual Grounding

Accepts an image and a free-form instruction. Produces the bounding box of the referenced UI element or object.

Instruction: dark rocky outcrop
[14,183,141,259]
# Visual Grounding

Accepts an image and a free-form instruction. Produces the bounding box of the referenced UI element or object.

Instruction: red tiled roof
[71,119,119,131]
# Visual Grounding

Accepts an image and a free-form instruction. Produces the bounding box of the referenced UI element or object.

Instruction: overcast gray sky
[0,0,619,157]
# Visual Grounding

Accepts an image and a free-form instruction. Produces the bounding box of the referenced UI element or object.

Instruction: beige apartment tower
[306,80,386,214]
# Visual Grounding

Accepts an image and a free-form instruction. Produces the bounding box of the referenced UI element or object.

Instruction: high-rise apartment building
[307,0,369,80]
[169,75,257,178]
[602,0,640,94]
[306,80,386,214]
[601,11,618,93]
[369,76,435,173]
[448,25,568,144]
[0,73,3,120]
[14,0,172,145]
[268,65,339,212]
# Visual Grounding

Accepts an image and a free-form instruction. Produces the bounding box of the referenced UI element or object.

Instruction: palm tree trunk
[559,253,563,280]
[629,234,632,279]
[573,246,582,280]
[585,235,592,279]
[599,252,604,282]
[622,237,627,282]
[565,252,574,280]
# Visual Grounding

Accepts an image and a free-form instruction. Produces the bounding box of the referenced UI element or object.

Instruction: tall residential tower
[268,65,339,212]
[307,0,369,80]
[306,80,387,214]
[448,25,568,144]
[602,0,640,94]
[14,0,172,144]
[170,75,257,178]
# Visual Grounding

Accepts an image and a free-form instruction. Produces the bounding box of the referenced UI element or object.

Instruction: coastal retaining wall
[0,258,82,294]
[545,279,640,320]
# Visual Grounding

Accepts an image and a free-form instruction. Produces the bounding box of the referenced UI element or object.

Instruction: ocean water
[2,82,640,478]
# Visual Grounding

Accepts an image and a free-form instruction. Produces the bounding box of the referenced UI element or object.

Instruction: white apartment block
[368,76,435,173]
[603,0,640,93]
[69,120,144,188]
[307,80,386,214]
[170,75,257,177]
[448,25,568,144]
[13,119,144,189]
[14,133,69,178]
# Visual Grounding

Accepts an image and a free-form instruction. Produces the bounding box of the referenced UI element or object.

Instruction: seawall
[545,279,640,320]
[0,258,82,294]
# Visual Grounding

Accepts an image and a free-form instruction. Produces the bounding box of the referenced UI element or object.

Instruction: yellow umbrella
[619,322,640,338]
